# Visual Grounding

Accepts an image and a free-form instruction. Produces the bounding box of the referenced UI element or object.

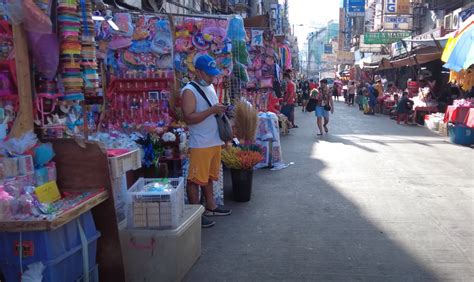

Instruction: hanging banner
[251,30,264,47]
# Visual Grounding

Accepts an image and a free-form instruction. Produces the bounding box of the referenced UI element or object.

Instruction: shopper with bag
[181,54,232,228]
[315,79,334,136]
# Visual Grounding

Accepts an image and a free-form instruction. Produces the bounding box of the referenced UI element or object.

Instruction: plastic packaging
[33,143,55,168]
[21,262,45,282]
[3,131,38,155]
[27,32,59,80]
[4,0,24,25]
[23,0,52,34]
[226,16,246,41]
[231,40,249,65]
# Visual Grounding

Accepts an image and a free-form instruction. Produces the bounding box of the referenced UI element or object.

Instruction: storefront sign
[384,15,413,30]
[411,27,444,41]
[385,0,411,14]
[359,36,383,52]
[337,51,355,64]
[324,43,333,54]
[322,53,337,63]
[391,40,411,57]
[364,31,411,44]
[397,0,411,14]
[347,0,365,17]
[385,0,397,14]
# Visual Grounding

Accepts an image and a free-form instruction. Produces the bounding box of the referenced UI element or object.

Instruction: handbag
[306,98,317,112]
[324,104,331,111]
[189,82,233,142]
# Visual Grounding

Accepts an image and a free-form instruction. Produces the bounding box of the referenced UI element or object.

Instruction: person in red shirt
[281,72,298,128]
[309,79,317,91]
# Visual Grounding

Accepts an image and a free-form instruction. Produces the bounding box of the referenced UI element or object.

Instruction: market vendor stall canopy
[442,16,474,71]
[378,52,442,70]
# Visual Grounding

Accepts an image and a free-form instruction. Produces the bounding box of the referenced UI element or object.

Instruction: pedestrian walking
[180,54,232,228]
[347,81,356,106]
[332,85,340,102]
[281,72,298,128]
[301,79,310,112]
[315,79,334,136]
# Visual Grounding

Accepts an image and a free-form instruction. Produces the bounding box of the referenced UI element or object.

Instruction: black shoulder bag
[189,82,233,142]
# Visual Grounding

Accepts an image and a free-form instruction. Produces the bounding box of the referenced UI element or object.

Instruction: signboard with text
[391,40,411,57]
[364,31,411,44]
[324,44,333,54]
[385,0,411,14]
[397,0,411,14]
[383,15,413,30]
[337,51,355,64]
[347,0,365,17]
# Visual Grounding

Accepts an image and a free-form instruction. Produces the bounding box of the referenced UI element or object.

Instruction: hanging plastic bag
[231,40,250,65]
[233,62,249,82]
[4,0,24,25]
[2,131,38,155]
[23,0,52,34]
[27,32,59,80]
[21,262,45,282]
[226,16,246,41]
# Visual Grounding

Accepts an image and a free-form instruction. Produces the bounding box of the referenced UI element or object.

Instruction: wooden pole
[9,24,34,138]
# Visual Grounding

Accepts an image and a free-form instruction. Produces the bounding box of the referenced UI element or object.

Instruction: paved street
[186,101,474,281]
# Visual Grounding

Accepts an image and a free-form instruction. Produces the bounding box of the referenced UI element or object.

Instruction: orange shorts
[187,146,221,186]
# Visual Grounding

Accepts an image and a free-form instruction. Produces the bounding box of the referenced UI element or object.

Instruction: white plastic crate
[108,149,141,179]
[126,178,184,229]
[112,175,128,224]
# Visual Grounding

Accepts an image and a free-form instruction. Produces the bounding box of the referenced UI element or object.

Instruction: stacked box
[126,178,184,229]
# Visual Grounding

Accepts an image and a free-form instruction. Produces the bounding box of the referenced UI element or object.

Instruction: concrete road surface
[186,101,474,281]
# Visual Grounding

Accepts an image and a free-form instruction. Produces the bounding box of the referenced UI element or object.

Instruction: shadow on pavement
[184,107,446,281]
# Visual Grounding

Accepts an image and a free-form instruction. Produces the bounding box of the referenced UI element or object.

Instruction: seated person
[390,94,400,119]
[395,91,414,124]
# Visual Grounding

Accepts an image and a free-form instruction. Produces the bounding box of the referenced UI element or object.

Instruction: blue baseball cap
[194,54,222,76]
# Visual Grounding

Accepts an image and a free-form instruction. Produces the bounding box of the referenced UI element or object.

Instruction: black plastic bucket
[230,169,253,202]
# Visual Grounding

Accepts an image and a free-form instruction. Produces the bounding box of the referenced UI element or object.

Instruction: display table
[466,108,474,128]
[0,190,108,232]
[412,106,438,124]
[444,106,474,126]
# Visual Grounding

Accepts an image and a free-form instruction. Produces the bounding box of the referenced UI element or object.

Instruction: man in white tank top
[181,55,232,228]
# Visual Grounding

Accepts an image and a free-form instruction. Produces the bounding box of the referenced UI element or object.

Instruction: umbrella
[442,17,474,71]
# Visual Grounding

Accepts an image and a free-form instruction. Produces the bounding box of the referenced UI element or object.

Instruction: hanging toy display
[173,16,233,86]
[241,28,278,111]
[102,15,174,79]
[58,0,83,98]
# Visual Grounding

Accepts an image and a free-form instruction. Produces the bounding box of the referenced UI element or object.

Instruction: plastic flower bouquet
[221,144,264,170]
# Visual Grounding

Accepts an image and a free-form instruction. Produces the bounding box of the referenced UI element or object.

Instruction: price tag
[34,181,61,203]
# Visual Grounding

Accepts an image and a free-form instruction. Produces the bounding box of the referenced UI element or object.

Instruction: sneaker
[205,206,232,216]
[201,216,215,228]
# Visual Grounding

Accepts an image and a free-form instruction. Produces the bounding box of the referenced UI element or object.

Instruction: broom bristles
[234,101,258,142]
